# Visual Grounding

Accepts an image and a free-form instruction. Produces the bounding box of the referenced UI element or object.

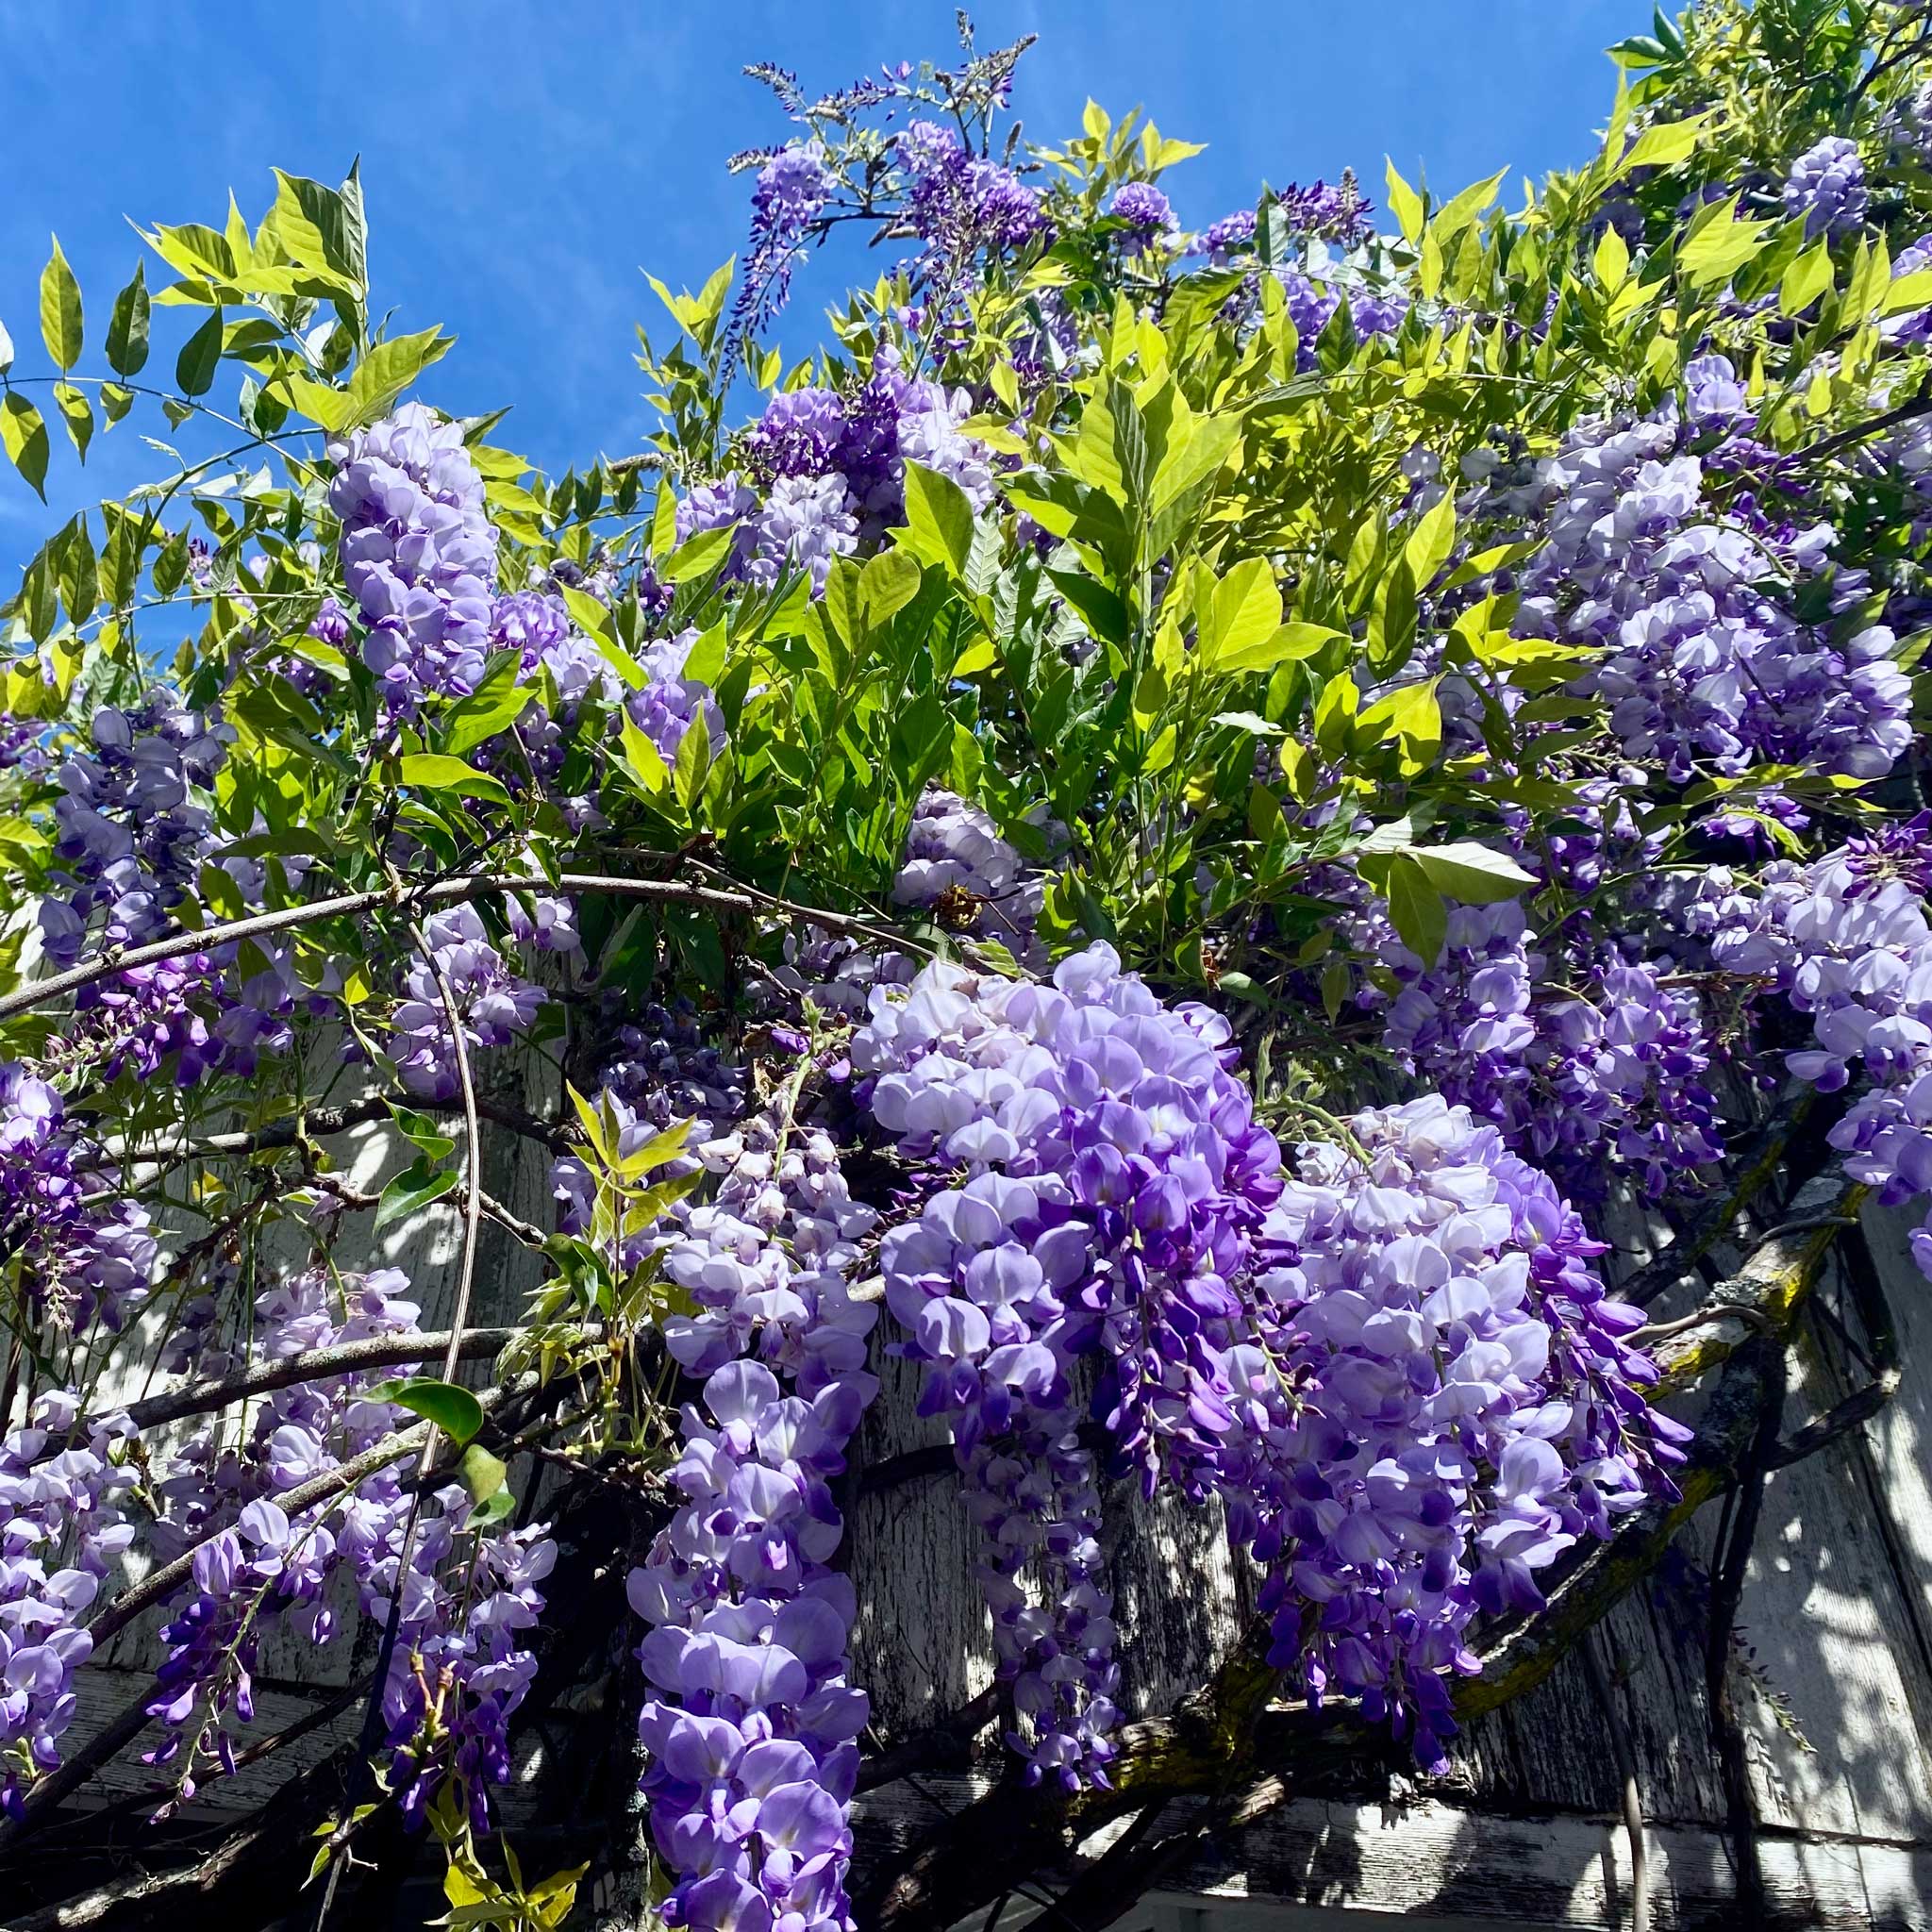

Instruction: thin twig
[114,1327,513,1438]
[103,1090,574,1167]
[0,869,924,1026]
[86,1423,429,1650]
[310,922,487,1932]
[1771,1220,1904,1469]
[1631,1301,1778,1345]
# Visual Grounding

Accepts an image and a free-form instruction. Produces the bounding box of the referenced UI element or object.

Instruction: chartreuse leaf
[859,546,921,628]
[441,652,531,757]
[375,1376,485,1447]
[398,752,513,808]
[1402,491,1457,589]
[1780,238,1834,317]
[1678,203,1774,289]
[1202,558,1283,670]
[1217,621,1347,675]
[346,326,451,423]
[1358,679,1442,774]
[1,395,50,500]
[662,523,738,585]
[901,461,975,576]
[459,1443,515,1526]
[1384,158,1424,242]
[52,384,92,461]
[617,706,671,792]
[1611,113,1708,177]
[1409,842,1537,902]
[387,1100,457,1163]
[39,238,82,370]
[1593,223,1630,291]
[1428,167,1506,242]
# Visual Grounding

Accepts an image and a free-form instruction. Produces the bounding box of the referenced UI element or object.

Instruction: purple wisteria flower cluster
[148,1265,550,1824]
[1783,135,1869,239]
[1710,827,1932,1276]
[891,786,1050,965]
[328,404,501,713]
[0,1063,156,1334]
[852,948,1676,1778]
[330,406,613,735]
[390,904,553,1102]
[681,357,994,595]
[894,119,1047,305]
[855,942,1286,1786]
[731,142,834,353]
[1241,1096,1685,1768]
[39,691,322,1088]
[1348,894,1725,1203]
[0,1390,137,1815]
[1496,402,1914,783]
[627,1083,879,1932]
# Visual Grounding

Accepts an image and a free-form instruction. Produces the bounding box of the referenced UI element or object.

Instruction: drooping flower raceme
[627,1084,879,1932]
[0,1391,138,1816]
[1239,1096,1685,1769]
[0,1063,157,1335]
[390,905,549,1101]
[328,404,499,713]
[1710,830,1932,1277]
[855,941,1285,1788]
[732,142,834,349]
[144,1266,552,1824]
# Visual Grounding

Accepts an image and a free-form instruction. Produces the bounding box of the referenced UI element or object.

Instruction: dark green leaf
[374,1374,485,1446]
[106,263,150,376]
[56,515,97,622]
[175,308,225,397]
[152,528,190,598]
[1384,855,1447,964]
[373,1158,460,1232]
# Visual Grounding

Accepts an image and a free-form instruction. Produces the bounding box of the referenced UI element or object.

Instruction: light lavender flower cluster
[328,404,500,713]
[1709,825,1932,1277]
[0,1063,157,1334]
[390,904,556,1102]
[627,1087,878,1932]
[147,1265,552,1823]
[1503,404,1913,783]
[891,786,1050,965]
[0,1391,137,1815]
[1783,135,1868,240]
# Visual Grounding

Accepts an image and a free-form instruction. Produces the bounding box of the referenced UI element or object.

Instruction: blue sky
[0,2,1643,563]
